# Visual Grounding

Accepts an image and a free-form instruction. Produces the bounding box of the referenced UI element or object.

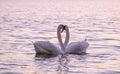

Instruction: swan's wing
[66,42,80,53]
[33,41,60,54]
[66,41,89,54]
[33,41,49,54]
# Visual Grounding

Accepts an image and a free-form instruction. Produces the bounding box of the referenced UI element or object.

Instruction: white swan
[33,24,66,55]
[64,25,89,54]
[58,25,89,54]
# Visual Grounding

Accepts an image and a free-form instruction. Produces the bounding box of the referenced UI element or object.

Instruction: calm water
[0,0,120,74]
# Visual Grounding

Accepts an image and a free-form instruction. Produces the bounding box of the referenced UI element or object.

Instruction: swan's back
[66,41,89,54]
[66,42,80,53]
[33,41,60,54]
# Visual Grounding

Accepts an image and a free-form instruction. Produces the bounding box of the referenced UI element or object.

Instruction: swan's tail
[31,41,34,44]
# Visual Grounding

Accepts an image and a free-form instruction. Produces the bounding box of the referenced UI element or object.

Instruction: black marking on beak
[61,25,66,33]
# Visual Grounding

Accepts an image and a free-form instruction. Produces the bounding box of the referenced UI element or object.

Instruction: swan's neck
[64,25,69,47]
[57,29,65,52]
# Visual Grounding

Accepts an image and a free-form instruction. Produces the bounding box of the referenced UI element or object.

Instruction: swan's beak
[61,25,66,33]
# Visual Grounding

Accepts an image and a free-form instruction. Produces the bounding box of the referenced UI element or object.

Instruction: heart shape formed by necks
[57,24,70,53]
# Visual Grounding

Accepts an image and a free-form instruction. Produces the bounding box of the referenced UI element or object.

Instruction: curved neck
[57,28,65,52]
[64,25,70,47]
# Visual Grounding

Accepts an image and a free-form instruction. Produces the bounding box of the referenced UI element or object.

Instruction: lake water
[0,0,120,74]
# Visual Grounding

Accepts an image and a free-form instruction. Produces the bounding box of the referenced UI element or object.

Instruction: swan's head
[58,24,66,33]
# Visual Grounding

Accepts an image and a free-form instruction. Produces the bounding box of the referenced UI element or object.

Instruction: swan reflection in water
[33,24,89,55]
[34,54,69,74]
[57,55,69,74]
[34,54,88,74]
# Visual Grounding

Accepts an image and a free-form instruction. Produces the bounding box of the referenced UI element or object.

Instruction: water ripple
[0,0,120,74]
